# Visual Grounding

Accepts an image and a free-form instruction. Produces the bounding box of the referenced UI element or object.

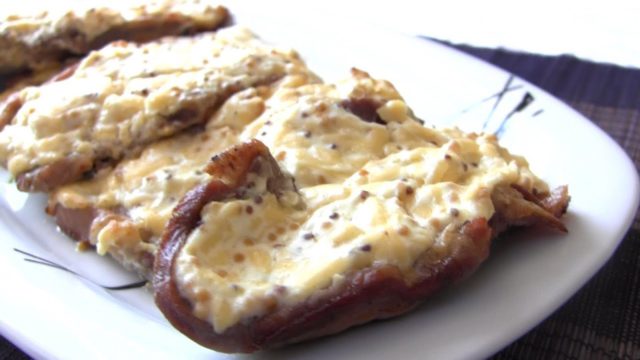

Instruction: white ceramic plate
[1,4,638,360]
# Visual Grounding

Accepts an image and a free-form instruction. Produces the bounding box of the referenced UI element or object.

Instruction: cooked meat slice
[490,184,568,234]
[0,1,229,74]
[42,70,568,351]
[0,61,78,128]
[0,26,310,192]
[0,64,66,101]
[240,68,434,188]
[47,70,319,278]
[153,135,569,353]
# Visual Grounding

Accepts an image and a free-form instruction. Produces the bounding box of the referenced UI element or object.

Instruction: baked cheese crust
[52,70,559,333]
[0,0,228,73]
[49,67,320,277]
[0,26,312,191]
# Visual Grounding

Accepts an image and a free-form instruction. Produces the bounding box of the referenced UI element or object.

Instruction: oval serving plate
[0,3,638,360]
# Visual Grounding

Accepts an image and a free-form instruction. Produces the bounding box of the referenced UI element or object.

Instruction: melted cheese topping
[0,0,228,71]
[50,68,319,274]
[0,26,307,178]
[173,72,550,332]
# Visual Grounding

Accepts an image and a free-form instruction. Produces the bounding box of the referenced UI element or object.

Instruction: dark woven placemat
[2,43,639,360]
[444,43,640,360]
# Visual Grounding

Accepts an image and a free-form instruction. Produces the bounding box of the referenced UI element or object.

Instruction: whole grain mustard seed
[195,290,210,302]
[398,226,410,236]
[360,244,372,252]
[359,190,370,200]
[233,253,245,263]
[245,205,253,214]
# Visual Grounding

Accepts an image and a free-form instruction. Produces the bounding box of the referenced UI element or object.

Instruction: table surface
[456,43,640,360]
[1,15,640,360]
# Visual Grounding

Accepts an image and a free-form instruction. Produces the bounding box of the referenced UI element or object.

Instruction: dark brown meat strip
[0,6,229,74]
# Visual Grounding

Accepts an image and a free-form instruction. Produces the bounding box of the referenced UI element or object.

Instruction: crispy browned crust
[0,7,230,75]
[152,140,570,353]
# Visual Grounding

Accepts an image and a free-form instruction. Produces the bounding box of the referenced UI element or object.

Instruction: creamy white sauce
[50,64,319,272]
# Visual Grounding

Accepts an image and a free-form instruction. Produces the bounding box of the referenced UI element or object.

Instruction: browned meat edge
[0,7,230,75]
[47,202,156,279]
[0,61,79,131]
[5,65,284,192]
[151,140,570,353]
